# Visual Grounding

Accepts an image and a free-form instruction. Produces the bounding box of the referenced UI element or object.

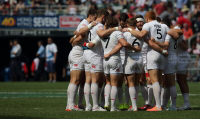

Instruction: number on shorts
[174,42,177,49]
[132,38,140,46]
[157,29,162,39]
[88,31,91,41]
[105,37,110,48]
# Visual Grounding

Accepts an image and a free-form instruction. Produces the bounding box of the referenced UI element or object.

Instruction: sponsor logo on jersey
[92,65,96,68]
[116,68,120,72]
[74,64,78,67]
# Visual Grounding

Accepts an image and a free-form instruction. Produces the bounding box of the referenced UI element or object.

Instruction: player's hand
[104,54,110,59]
[117,27,122,31]
[163,52,168,57]
[150,37,155,42]
[92,21,97,27]
[134,46,141,52]
[69,37,75,44]
[122,28,128,32]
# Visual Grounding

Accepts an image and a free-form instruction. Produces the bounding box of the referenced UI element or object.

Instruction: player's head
[161,17,172,28]
[126,18,137,27]
[105,16,118,29]
[13,39,18,45]
[47,38,53,44]
[144,11,156,23]
[87,9,97,21]
[97,9,109,24]
[156,17,161,23]
[38,40,43,46]
[119,13,128,28]
[134,14,144,31]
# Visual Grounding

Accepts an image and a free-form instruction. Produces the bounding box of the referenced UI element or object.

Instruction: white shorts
[104,56,123,75]
[84,50,92,72]
[164,55,178,74]
[68,48,84,71]
[90,55,103,73]
[142,55,148,73]
[147,51,166,70]
[176,55,190,74]
[124,56,143,74]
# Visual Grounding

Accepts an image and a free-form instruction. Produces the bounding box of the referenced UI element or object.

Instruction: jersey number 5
[157,29,162,39]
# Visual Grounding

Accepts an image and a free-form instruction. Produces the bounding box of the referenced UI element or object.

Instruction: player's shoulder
[174,25,180,29]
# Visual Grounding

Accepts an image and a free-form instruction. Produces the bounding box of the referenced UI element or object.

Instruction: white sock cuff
[153,82,159,86]
[112,86,117,89]
[91,83,98,86]
[147,84,152,88]
[85,83,90,86]
[70,83,78,87]
[129,87,135,89]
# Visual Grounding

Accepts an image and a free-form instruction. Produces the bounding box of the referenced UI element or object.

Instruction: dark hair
[13,39,18,42]
[105,16,119,29]
[126,18,137,26]
[156,17,161,23]
[119,13,128,22]
[134,14,144,19]
[87,9,97,17]
[97,9,109,18]
[161,17,171,28]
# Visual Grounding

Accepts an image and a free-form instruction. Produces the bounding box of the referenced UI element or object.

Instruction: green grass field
[0,82,200,119]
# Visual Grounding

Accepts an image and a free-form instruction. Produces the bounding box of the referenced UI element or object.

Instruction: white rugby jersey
[124,28,144,59]
[74,19,89,49]
[100,31,124,57]
[165,34,177,55]
[46,43,58,61]
[88,22,104,57]
[142,20,170,52]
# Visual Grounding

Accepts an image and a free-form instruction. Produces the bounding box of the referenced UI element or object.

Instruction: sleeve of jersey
[117,31,124,40]
[97,24,104,30]
[79,22,88,29]
[164,24,170,32]
[142,23,150,33]
[13,46,19,53]
[165,34,171,42]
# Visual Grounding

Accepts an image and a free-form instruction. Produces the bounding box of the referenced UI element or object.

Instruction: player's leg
[104,74,111,109]
[177,72,191,110]
[160,74,165,106]
[124,77,130,104]
[117,74,124,109]
[110,74,122,111]
[84,71,92,110]
[49,73,52,82]
[77,72,85,109]
[165,74,177,110]
[147,69,162,111]
[99,73,105,107]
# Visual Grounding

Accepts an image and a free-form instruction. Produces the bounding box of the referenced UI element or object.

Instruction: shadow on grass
[192,107,200,110]
[0,116,50,119]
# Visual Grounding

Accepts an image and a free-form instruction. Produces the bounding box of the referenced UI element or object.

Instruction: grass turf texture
[0,82,200,119]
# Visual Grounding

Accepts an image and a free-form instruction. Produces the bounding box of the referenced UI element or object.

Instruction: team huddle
[66,9,191,111]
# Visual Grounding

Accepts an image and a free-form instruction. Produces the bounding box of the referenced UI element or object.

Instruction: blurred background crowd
[0,0,200,82]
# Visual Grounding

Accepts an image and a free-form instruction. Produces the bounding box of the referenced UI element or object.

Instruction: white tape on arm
[86,43,90,48]
[73,35,77,38]
[115,27,118,31]
[87,23,92,29]
[128,28,132,31]
[162,50,167,54]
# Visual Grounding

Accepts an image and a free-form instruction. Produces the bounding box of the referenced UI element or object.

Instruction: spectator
[10,39,22,81]
[114,10,121,21]
[137,6,146,17]
[194,1,200,18]
[136,0,146,7]
[194,13,200,32]
[21,62,28,80]
[44,5,56,16]
[154,0,167,16]
[89,3,98,10]
[35,41,45,81]
[182,23,194,40]
[15,0,25,15]
[107,5,115,16]
[46,38,57,82]
[68,1,77,15]
[127,8,134,18]
[176,0,188,16]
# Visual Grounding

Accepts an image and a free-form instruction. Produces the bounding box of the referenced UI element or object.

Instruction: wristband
[88,23,92,29]
[91,39,98,45]
[115,27,118,31]
[128,28,132,31]
[73,35,77,38]
[86,43,90,48]
[162,50,167,54]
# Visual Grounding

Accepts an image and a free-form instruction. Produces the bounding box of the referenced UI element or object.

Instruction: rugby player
[66,9,97,111]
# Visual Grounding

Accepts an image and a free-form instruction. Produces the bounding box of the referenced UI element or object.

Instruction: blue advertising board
[0,15,85,29]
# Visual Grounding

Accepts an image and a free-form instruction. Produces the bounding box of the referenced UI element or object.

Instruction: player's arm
[104,43,123,59]
[178,40,188,51]
[145,39,168,56]
[53,52,57,63]
[129,29,148,39]
[118,38,141,52]
[97,27,121,38]
[83,36,101,48]
[151,37,170,50]
[71,35,86,46]
[76,21,97,37]
[167,29,183,40]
